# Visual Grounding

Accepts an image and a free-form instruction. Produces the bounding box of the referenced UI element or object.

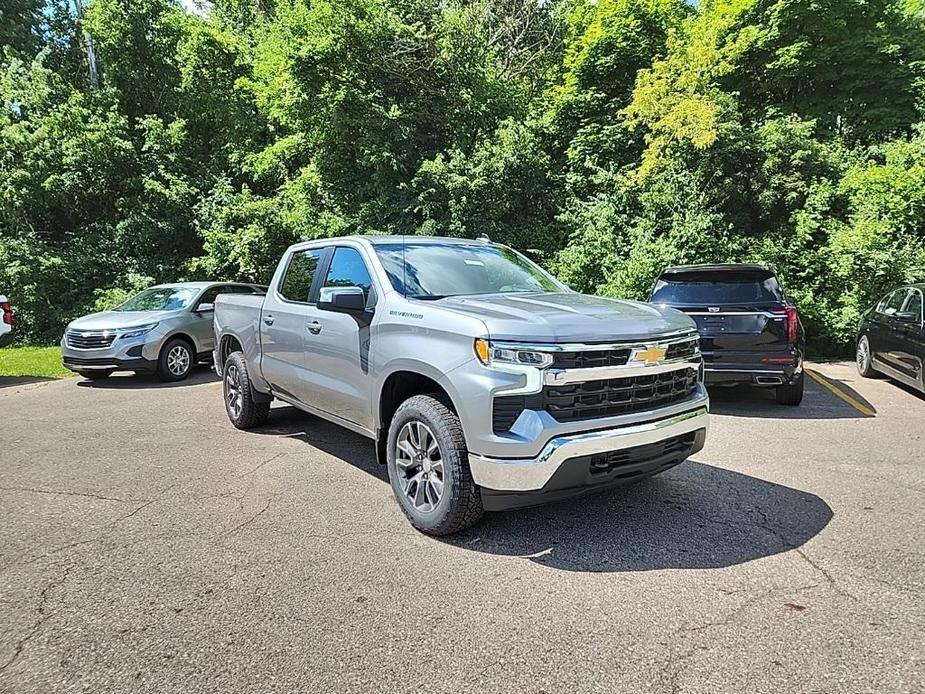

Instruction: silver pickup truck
[214,236,709,535]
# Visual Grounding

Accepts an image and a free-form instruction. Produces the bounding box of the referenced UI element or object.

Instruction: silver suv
[214,237,709,535]
[61,282,263,381]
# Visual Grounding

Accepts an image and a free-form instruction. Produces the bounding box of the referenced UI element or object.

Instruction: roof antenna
[476,234,491,243]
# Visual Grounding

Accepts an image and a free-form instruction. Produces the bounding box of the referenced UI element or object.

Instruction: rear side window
[279,249,324,302]
[323,247,374,304]
[650,269,784,304]
[880,289,909,316]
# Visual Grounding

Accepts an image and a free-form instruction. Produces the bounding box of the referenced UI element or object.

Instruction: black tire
[222,351,270,429]
[157,338,193,382]
[856,334,878,378]
[386,394,483,536]
[775,372,804,406]
[78,370,113,380]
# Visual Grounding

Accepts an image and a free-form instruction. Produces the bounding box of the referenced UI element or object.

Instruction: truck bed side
[214,293,266,380]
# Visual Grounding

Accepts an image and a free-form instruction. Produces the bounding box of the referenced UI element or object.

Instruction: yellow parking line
[805,369,876,417]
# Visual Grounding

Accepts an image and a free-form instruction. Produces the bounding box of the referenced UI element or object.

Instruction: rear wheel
[157,338,193,382]
[775,372,804,406]
[78,370,113,380]
[223,351,270,429]
[386,394,483,536]
[856,335,878,378]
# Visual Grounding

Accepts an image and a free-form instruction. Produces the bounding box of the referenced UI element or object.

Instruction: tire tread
[225,352,271,429]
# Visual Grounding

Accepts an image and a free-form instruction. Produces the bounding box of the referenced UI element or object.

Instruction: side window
[882,289,909,316]
[279,249,324,302]
[197,285,227,307]
[904,290,923,322]
[323,247,374,305]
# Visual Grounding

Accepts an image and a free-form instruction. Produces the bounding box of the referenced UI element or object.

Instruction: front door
[301,245,377,430]
[259,248,326,405]
[870,288,909,369]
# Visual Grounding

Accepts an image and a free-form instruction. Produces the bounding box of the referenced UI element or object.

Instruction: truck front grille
[66,330,116,349]
[492,368,698,433]
[551,348,630,369]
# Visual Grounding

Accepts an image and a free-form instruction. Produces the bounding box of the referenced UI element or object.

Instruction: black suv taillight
[1,301,11,325]
[773,306,798,343]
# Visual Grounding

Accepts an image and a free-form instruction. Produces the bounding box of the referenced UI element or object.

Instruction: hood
[67,310,176,332]
[435,292,696,342]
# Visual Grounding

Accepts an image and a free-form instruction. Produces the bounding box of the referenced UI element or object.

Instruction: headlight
[474,339,553,368]
[119,323,159,339]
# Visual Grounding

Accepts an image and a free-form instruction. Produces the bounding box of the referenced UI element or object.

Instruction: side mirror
[318,286,366,314]
[195,302,214,313]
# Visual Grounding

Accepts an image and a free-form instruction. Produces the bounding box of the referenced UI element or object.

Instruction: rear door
[259,248,327,404]
[891,288,924,382]
[649,268,791,362]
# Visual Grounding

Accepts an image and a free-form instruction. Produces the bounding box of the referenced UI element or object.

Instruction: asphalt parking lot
[1,363,923,693]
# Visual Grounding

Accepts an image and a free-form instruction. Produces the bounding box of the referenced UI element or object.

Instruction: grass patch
[0,346,73,379]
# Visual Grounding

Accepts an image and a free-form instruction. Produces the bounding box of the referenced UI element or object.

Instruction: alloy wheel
[395,420,444,512]
[225,364,242,419]
[857,336,870,373]
[167,344,191,377]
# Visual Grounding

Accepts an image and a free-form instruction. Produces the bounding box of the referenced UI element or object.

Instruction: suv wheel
[223,351,270,429]
[775,372,804,406]
[157,338,193,382]
[856,335,878,378]
[386,394,483,536]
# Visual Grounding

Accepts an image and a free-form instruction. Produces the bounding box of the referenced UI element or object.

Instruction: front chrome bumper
[468,405,709,492]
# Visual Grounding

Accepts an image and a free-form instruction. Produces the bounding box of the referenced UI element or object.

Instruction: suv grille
[492,369,698,432]
[665,338,699,360]
[66,330,116,349]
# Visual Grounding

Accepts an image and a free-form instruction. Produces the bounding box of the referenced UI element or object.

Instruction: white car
[0,294,11,347]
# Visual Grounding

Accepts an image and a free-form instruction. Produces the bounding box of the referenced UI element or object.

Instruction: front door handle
[307,321,322,335]
[263,315,275,326]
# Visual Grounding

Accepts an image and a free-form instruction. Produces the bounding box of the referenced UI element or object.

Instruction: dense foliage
[1,0,924,352]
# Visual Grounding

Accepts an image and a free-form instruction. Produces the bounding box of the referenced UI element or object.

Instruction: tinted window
[279,249,324,302]
[198,285,256,307]
[323,247,373,303]
[904,290,923,321]
[373,242,562,298]
[650,270,783,304]
[881,289,909,316]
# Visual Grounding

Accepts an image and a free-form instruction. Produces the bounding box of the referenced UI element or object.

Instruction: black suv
[648,264,805,405]
[856,284,924,393]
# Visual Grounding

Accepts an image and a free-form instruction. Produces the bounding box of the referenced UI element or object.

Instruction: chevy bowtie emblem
[632,345,668,366]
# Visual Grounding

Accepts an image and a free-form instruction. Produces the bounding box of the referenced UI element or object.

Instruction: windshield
[650,271,783,304]
[373,242,564,298]
[116,287,198,312]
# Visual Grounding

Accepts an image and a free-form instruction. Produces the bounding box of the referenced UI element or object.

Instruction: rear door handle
[307,321,322,335]
[263,315,275,326]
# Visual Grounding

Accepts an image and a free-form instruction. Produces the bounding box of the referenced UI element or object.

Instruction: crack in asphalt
[0,564,74,675]
[0,486,145,504]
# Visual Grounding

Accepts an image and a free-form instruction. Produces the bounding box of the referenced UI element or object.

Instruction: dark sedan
[648,264,805,405]
[856,284,924,393]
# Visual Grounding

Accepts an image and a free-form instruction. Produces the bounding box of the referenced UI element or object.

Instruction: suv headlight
[119,323,159,339]
[474,339,553,368]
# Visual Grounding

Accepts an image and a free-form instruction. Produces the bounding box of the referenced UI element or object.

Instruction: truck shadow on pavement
[256,405,833,573]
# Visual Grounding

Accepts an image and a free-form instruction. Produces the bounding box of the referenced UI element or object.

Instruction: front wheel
[223,352,270,429]
[856,335,878,378]
[157,338,193,382]
[775,372,804,406]
[386,394,483,536]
